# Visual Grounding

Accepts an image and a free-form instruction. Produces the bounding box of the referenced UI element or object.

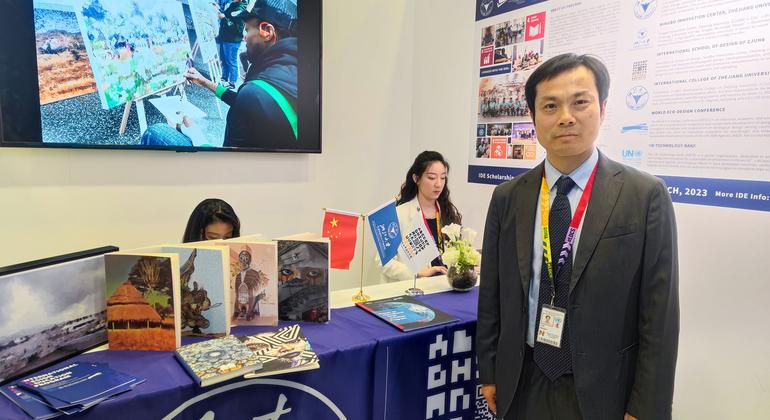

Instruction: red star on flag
[322,209,360,269]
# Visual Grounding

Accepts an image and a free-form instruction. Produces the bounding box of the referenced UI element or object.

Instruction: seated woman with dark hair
[381,151,463,282]
[183,198,241,243]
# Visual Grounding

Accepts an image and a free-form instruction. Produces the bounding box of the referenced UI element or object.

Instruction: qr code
[631,60,647,81]
[405,229,430,255]
[474,384,497,420]
[475,398,496,420]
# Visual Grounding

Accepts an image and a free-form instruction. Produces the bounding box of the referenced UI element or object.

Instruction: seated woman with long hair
[381,151,462,282]
[182,198,241,243]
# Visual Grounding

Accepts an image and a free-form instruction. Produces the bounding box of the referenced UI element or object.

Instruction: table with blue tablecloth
[0,282,495,420]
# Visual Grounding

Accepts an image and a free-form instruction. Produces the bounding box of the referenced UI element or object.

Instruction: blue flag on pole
[367,200,401,265]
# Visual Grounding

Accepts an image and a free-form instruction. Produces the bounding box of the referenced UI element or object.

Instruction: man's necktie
[534,176,576,381]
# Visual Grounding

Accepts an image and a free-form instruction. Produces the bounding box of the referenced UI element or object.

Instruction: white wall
[411,0,493,237]
[409,1,770,419]
[0,0,417,291]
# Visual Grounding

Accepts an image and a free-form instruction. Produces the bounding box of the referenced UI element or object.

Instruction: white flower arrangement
[441,223,481,272]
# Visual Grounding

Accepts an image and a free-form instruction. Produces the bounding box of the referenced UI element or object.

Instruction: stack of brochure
[1,362,144,419]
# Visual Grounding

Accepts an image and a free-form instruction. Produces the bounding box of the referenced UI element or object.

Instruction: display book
[104,242,243,351]
[0,246,117,387]
[1,362,145,419]
[103,233,331,351]
[274,233,331,323]
[130,236,282,335]
[133,243,233,336]
[240,324,320,378]
[203,232,331,324]
[104,251,182,351]
[174,324,319,387]
[174,335,263,387]
[207,235,281,327]
[356,295,458,332]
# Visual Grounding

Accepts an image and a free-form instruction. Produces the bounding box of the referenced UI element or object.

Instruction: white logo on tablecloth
[425,329,494,419]
[253,394,292,420]
[164,379,345,420]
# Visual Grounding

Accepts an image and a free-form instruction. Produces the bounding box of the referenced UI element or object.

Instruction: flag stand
[352,214,371,303]
[404,274,424,296]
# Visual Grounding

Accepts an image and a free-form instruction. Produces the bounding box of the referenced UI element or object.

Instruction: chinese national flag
[322,209,360,270]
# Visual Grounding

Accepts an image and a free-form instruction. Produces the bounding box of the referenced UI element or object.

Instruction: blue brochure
[16,362,143,409]
[1,385,62,419]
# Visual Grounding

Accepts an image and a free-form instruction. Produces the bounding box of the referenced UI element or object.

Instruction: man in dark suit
[477,53,679,420]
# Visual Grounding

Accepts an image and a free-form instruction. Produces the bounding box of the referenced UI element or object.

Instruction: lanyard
[539,163,598,305]
[419,202,443,251]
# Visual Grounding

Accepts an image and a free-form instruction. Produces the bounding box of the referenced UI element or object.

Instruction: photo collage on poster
[475,11,546,162]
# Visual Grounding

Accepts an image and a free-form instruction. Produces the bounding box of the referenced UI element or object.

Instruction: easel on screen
[118,81,188,136]
[190,40,225,119]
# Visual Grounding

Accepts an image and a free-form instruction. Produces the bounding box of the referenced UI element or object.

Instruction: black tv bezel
[0,245,118,386]
[0,0,322,154]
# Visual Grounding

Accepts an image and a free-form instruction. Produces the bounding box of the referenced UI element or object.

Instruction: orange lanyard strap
[539,163,598,303]
[420,202,443,250]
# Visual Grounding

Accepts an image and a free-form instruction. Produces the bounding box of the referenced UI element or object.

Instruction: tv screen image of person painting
[0,0,320,152]
[74,0,190,109]
[29,0,208,146]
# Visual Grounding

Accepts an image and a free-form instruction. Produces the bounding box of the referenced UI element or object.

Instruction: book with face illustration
[274,233,331,323]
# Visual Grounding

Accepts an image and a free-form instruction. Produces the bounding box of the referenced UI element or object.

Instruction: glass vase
[447,266,477,292]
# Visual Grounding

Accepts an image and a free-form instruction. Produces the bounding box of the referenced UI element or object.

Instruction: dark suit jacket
[477,152,679,420]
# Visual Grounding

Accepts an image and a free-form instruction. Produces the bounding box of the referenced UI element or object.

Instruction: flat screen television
[0,246,118,385]
[0,0,321,153]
